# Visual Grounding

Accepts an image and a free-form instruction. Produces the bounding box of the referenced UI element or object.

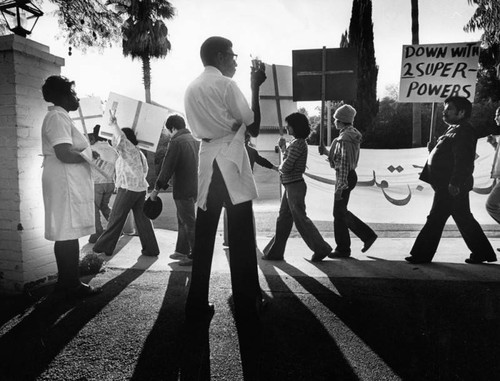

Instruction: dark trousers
[186,162,261,380]
[264,180,332,258]
[94,188,159,256]
[411,187,495,260]
[174,198,196,256]
[334,170,377,253]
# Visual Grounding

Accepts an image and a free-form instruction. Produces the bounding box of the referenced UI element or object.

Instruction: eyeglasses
[224,51,238,62]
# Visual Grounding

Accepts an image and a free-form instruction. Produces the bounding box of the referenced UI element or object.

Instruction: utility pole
[411,0,422,147]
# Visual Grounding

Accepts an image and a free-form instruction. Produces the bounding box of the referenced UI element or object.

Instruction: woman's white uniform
[41,106,94,241]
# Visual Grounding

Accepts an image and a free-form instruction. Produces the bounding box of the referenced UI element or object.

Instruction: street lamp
[0,0,43,38]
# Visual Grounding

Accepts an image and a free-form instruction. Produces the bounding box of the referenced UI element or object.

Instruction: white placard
[259,63,297,131]
[102,92,171,152]
[399,42,481,103]
[68,96,104,135]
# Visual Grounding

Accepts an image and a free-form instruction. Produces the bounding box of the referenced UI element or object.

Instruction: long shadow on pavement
[130,269,211,381]
[258,259,359,381]
[0,258,154,381]
[304,258,500,381]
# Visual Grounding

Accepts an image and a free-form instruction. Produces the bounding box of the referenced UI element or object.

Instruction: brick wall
[0,35,64,293]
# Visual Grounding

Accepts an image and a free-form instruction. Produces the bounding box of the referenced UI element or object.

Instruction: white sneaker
[169,252,187,260]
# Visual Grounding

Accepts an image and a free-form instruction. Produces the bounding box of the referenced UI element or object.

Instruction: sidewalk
[84,229,500,282]
[1,230,499,381]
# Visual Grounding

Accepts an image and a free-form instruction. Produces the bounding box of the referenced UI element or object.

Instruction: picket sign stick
[320,46,326,147]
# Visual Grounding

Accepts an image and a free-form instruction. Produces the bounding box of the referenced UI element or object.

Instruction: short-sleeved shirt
[184,66,257,209]
[41,106,94,241]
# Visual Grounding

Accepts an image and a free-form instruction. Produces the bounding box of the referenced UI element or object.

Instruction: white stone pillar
[0,34,64,294]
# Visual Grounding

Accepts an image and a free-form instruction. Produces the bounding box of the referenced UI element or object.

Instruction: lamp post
[0,0,43,38]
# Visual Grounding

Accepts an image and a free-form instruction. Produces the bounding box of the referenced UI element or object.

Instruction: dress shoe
[56,283,102,299]
[169,252,187,260]
[405,256,431,264]
[261,253,284,261]
[361,234,378,253]
[311,251,330,262]
[141,249,159,257]
[178,257,193,266]
[328,250,351,259]
[465,253,497,264]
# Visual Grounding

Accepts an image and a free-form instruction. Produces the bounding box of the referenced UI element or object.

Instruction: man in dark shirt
[151,115,199,266]
[406,96,496,264]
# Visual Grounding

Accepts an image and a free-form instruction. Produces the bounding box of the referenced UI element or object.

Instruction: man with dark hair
[184,35,266,380]
[406,96,497,264]
[151,114,199,266]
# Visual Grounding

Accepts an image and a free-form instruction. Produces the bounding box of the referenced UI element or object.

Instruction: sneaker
[169,252,187,260]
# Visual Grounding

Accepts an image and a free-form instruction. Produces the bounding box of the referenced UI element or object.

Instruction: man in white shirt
[184,36,266,380]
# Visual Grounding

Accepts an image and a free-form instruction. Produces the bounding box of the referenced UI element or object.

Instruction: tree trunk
[411,0,422,147]
[142,55,152,104]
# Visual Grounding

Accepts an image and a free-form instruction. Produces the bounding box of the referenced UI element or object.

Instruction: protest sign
[399,42,480,103]
[292,48,357,102]
[68,96,104,136]
[259,63,297,133]
[101,92,171,152]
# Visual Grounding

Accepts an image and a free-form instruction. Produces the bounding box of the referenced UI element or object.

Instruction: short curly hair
[41,76,74,104]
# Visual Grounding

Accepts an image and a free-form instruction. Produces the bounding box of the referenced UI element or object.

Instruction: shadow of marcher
[306,258,500,381]
[130,269,211,381]
[256,257,359,381]
[0,259,155,380]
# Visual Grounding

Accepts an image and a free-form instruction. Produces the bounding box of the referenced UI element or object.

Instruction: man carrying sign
[406,96,497,265]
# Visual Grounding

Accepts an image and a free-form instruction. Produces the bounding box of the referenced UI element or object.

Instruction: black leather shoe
[361,235,378,253]
[261,254,284,261]
[405,256,431,264]
[465,253,497,264]
[311,251,330,262]
[328,250,351,259]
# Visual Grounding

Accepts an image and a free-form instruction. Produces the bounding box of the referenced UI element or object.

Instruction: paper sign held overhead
[102,92,171,152]
[259,63,297,131]
[399,42,481,103]
[68,96,104,135]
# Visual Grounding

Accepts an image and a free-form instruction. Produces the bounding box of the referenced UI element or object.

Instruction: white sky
[27,0,482,114]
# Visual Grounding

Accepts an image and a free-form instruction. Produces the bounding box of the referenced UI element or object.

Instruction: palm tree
[109,0,175,103]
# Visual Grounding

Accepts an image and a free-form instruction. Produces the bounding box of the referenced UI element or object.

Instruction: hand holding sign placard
[101,92,171,152]
[399,42,480,103]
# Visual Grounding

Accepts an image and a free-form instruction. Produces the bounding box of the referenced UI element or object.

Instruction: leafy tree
[0,1,122,48]
[464,0,500,77]
[341,0,379,133]
[50,0,122,51]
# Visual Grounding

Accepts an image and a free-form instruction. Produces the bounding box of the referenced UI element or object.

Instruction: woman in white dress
[41,76,101,298]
